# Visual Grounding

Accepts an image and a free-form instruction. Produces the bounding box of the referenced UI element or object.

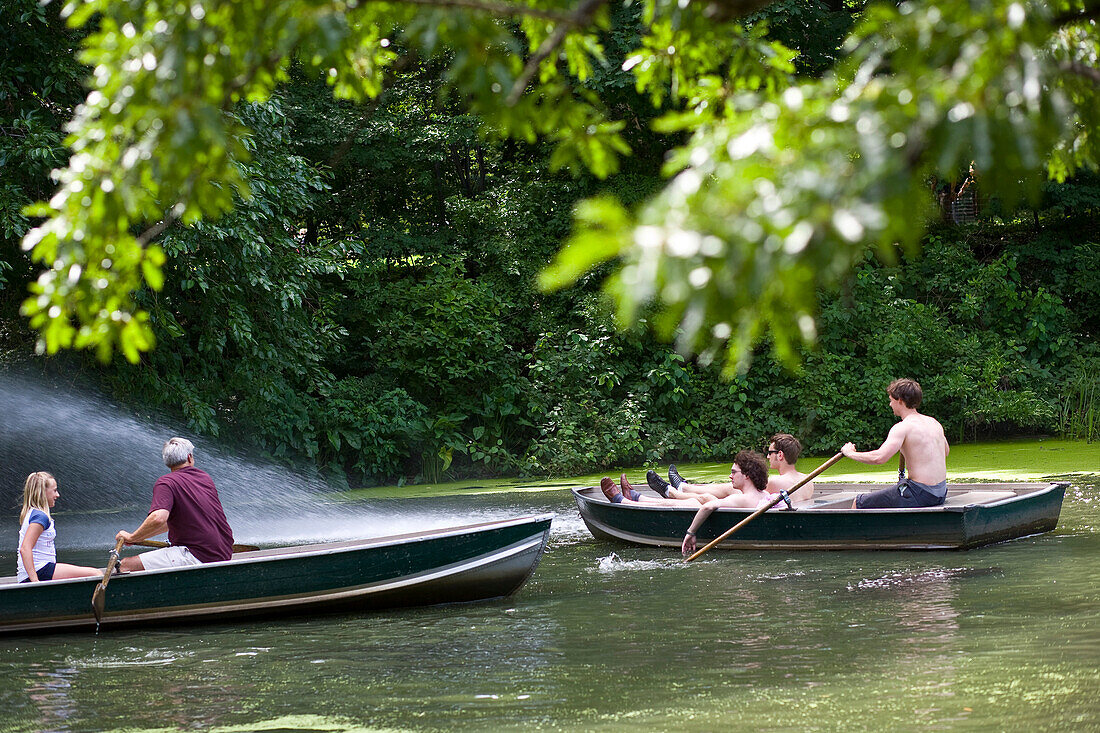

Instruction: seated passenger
[17,472,102,583]
[652,433,815,503]
[680,450,775,556]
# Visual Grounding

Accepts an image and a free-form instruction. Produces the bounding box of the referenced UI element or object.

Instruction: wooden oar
[91,537,126,625]
[132,539,260,553]
[686,451,845,562]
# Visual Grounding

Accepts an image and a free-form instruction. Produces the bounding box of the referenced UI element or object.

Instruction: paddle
[686,451,845,562]
[91,537,126,625]
[132,539,260,553]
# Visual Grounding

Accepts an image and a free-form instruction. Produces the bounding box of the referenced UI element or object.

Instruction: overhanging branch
[505,0,607,106]
[379,0,576,23]
[1060,60,1100,85]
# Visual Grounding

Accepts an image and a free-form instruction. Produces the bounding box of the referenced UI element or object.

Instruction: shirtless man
[842,378,950,509]
[653,433,814,502]
[680,450,772,556]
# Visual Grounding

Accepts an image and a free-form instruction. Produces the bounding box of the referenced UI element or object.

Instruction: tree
[0,0,86,296]
[17,0,1100,372]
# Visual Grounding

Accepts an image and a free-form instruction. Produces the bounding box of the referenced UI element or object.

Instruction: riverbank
[347,437,1100,499]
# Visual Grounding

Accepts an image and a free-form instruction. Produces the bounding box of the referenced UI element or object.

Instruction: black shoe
[668,464,685,489]
[646,470,671,497]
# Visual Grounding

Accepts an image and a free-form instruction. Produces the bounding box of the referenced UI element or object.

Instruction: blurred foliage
[1,0,1098,483]
[15,0,1097,369]
[543,0,1100,372]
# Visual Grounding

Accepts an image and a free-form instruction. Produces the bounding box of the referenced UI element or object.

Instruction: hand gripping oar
[686,451,845,562]
[91,537,126,625]
[132,539,260,553]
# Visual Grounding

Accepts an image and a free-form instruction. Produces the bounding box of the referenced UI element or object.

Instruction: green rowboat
[1,514,552,635]
[573,483,1066,550]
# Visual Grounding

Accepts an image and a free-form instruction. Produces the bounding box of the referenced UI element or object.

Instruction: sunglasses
[765,449,780,455]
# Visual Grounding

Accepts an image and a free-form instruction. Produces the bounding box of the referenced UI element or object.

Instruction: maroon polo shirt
[149,466,234,563]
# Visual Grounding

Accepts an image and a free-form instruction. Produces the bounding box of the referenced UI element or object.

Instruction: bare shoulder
[916,412,947,435]
[889,419,913,438]
[768,472,812,493]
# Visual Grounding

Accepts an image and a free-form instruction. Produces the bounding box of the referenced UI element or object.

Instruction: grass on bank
[346,438,1100,500]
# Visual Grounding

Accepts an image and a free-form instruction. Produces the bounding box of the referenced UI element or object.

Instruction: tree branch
[505,0,608,106]
[380,0,576,23]
[1060,60,1100,86]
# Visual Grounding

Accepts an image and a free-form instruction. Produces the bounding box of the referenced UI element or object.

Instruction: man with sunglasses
[651,433,813,502]
[680,450,773,556]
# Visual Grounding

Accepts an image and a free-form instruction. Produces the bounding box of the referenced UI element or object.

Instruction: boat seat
[812,491,860,502]
[801,491,861,508]
[943,491,1016,506]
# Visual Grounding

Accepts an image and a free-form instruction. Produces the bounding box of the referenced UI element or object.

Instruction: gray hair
[162,437,195,468]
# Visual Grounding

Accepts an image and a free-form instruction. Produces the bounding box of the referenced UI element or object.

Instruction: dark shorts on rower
[20,562,56,582]
[856,479,947,509]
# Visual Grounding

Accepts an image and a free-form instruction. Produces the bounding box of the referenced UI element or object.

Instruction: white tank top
[16,508,56,582]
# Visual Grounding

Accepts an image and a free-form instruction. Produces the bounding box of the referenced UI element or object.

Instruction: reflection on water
[2,477,1096,731]
[20,666,78,733]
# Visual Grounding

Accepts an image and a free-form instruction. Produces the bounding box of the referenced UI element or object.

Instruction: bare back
[894,413,949,484]
[767,471,813,502]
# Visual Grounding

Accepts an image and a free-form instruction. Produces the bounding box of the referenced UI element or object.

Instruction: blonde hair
[20,471,55,525]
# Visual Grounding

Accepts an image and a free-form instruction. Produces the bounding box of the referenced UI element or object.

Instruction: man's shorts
[138,545,201,570]
[856,479,947,509]
[19,562,56,582]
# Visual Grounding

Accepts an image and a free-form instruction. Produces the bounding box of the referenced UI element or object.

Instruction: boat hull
[0,514,552,635]
[574,483,1066,551]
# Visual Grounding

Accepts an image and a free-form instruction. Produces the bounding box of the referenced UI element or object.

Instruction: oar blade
[91,583,107,624]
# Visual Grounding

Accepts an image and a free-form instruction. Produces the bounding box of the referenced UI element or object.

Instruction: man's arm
[116,509,170,544]
[681,501,722,555]
[842,423,906,465]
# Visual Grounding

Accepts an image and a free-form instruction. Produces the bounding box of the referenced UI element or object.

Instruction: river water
[0,476,1096,732]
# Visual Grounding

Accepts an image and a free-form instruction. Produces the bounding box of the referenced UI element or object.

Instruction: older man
[116,437,235,571]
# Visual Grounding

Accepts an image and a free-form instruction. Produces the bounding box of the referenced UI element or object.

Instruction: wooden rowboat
[0,514,552,635]
[573,483,1067,551]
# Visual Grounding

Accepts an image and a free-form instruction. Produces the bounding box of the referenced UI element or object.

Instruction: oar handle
[91,537,126,624]
[686,451,845,562]
[99,537,126,588]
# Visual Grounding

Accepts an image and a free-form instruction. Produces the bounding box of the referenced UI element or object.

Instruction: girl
[18,472,101,582]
